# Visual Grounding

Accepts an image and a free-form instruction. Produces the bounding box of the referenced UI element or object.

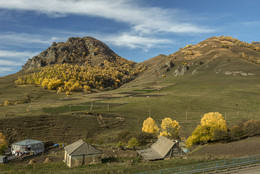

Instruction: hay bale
[28,159,36,165]
[44,157,53,163]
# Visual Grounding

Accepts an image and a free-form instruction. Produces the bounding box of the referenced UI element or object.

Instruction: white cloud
[0,0,213,34]
[0,33,60,48]
[0,67,13,72]
[101,33,173,51]
[0,59,23,66]
[0,50,39,58]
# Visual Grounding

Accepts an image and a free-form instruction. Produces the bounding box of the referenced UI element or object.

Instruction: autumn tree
[159,118,180,139]
[186,112,227,148]
[0,132,7,155]
[142,117,159,134]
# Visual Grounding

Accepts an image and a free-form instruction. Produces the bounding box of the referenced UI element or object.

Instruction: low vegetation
[0,132,7,155]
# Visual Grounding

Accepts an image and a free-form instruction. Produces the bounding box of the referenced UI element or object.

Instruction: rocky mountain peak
[22,36,120,71]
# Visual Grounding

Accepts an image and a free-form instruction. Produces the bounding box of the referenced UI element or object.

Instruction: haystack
[44,157,53,163]
[28,159,36,165]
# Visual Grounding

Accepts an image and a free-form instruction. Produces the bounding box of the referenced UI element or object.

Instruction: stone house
[11,139,44,156]
[64,139,102,167]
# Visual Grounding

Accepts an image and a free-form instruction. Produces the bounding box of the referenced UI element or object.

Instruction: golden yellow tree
[142,117,159,134]
[0,132,7,155]
[159,118,180,139]
[186,112,227,148]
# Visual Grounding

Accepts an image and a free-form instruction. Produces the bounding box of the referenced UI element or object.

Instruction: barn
[137,136,185,161]
[64,139,102,167]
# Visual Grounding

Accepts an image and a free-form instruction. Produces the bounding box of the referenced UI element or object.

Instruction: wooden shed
[64,139,102,167]
[137,136,185,161]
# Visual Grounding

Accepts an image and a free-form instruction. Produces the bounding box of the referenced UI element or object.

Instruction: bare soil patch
[191,136,260,157]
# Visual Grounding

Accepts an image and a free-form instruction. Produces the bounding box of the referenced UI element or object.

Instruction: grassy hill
[0,36,259,145]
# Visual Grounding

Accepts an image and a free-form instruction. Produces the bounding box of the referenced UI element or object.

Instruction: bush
[230,123,244,139]
[127,137,139,150]
[116,141,126,149]
[4,100,10,106]
[0,144,7,155]
[214,129,230,141]
[137,132,156,146]
[243,120,260,136]
[117,131,134,142]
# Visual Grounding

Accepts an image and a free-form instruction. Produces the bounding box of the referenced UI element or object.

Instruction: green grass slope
[0,36,259,143]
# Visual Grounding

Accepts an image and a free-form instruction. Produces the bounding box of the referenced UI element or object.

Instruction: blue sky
[0,0,259,76]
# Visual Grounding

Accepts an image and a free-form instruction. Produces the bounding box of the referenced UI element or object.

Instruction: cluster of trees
[15,62,146,93]
[142,117,180,139]
[0,132,7,155]
[186,112,260,148]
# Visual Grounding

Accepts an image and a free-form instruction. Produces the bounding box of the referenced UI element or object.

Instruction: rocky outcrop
[22,37,121,71]
[173,64,189,76]
[224,71,255,76]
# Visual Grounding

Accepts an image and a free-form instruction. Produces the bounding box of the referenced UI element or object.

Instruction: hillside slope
[0,36,259,144]
[138,36,260,79]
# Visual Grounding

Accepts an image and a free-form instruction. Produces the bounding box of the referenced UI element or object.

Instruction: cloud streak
[0,33,59,48]
[0,50,39,58]
[101,33,173,51]
[0,0,213,34]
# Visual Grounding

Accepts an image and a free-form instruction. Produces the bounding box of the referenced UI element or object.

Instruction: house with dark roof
[11,139,44,156]
[64,139,102,167]
[137,136,185,161]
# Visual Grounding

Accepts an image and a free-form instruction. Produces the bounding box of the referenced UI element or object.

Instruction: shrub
[214,129,230,141]
[116,141,126,149]
[4,100,10,106]
[117,131,134,142]
[136,132,156,146]
[243,120,260,136]
[127,137,139,150]
[230,123,244,139]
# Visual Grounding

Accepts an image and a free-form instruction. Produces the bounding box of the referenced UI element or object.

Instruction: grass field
[0,63,259,141]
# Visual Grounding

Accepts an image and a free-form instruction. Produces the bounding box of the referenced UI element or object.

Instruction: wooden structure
[64,139,102,167]
[137,136,185,161]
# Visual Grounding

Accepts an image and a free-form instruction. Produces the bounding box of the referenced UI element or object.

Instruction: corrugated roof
[13,139,43,146]
[137,148,163,161]
[64,139,101,156]
[151,136,175,157]
[137,136,176,161]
